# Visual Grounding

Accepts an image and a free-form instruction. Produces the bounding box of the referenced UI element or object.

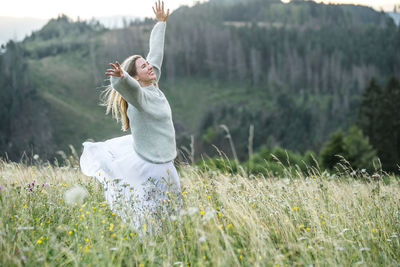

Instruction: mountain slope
[0,1,399,161]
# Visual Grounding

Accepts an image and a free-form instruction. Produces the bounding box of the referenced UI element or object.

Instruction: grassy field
[0,158,399,266]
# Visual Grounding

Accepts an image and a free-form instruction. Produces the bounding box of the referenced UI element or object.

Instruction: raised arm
[146,0,169,82]
[106,61,146,110]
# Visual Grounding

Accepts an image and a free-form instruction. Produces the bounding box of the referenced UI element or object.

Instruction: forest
[0,0,399,173]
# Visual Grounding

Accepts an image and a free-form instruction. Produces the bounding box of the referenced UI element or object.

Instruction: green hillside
[0,1,399,163]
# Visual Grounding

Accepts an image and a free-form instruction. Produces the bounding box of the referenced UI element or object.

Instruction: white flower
[33,154,39,160]
[64,185,89,206]
[179,209,187,216]
[187,207,199,216]
[202,207,214,221]
[198,235,206,242]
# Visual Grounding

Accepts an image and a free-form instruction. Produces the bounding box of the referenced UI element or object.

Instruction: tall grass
[0,157,399,266]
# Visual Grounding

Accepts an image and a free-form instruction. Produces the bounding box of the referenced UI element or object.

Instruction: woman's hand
[105,61,125,78]
[152,0,170,22]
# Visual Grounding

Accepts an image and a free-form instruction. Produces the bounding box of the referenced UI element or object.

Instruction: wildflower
[36,239,42,244]
[64,185,88,206]
[228,224,232,228]
[29,187,33,191]
[84,238,89,243]
[202,207,214,221]
[199,235,206,242]
[187,207,199,216]
[371,228,376,233]
[68,231,73,235]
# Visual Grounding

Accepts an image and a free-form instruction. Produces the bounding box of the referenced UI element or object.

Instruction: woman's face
[134,57,156,83]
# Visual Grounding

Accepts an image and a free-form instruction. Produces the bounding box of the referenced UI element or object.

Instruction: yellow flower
[237,248,241,253]
[371,228,376,233]
[84,238,89,242]
[306,227,310,231]
[228,224,232,228]
[68,231,73,235]
[200,211,204,215]
[36,239,42,244]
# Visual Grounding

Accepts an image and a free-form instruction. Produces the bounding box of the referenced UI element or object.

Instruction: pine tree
[377,77,400,172]
[358,78,382,147]
[358,77,400,173]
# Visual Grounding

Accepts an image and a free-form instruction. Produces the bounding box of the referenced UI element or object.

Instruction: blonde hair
[101,55,142,131]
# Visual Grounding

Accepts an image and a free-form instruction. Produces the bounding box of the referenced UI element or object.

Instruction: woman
[80,1,181,234]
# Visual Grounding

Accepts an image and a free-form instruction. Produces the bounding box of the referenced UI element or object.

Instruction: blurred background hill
[0,0,399,172]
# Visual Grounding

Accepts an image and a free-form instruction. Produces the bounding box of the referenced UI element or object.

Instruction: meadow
[0,157,399,266]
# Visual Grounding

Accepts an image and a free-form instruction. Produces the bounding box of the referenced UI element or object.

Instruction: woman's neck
[139,80,153,87]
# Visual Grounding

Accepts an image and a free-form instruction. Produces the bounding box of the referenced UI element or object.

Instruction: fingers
[105,72,115,76]
[166,8,170,19]
[106,61,124,77]
[152,6,156,15]
[162,1,164,12]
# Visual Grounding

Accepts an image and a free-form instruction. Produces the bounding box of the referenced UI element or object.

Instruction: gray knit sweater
[110,22,176,164]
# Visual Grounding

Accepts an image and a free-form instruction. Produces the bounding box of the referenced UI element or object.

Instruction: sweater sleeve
[146,21,166,82]
[110,69,146,110]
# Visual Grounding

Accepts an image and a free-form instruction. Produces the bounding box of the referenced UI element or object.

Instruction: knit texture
[110,22,177,163]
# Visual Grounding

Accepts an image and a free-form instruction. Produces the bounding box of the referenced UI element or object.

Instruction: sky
[1,0,399,20]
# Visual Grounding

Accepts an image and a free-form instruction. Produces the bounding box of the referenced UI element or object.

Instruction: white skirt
[80,134,181,233]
